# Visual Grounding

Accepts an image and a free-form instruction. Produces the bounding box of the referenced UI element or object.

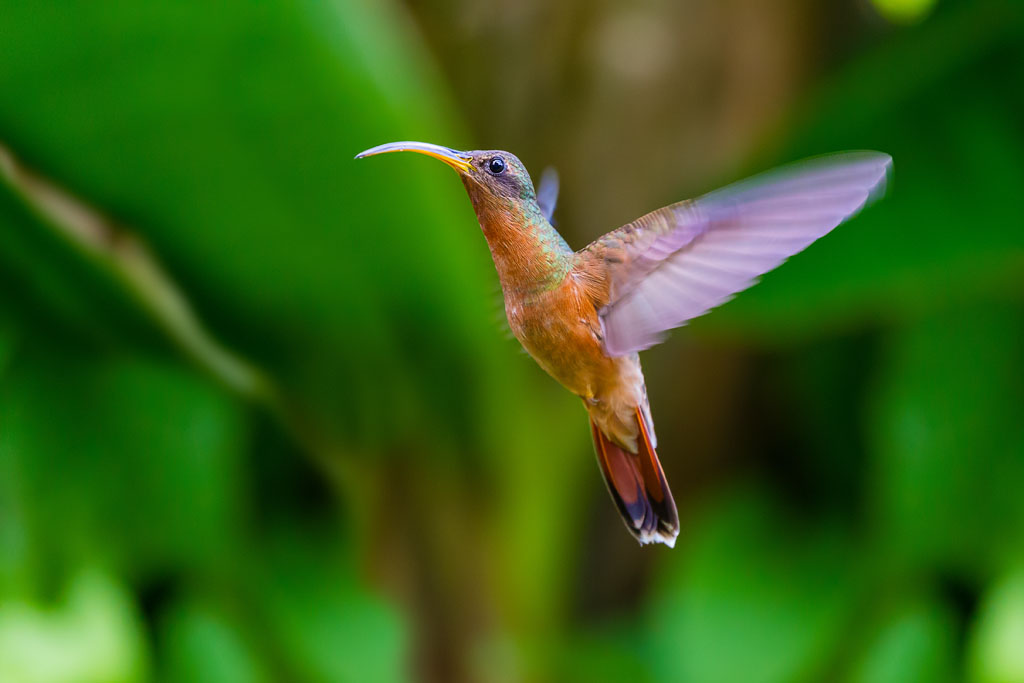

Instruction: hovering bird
[357,141,891,547]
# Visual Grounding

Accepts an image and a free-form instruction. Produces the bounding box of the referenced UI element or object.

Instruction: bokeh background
[1,0,1022,681]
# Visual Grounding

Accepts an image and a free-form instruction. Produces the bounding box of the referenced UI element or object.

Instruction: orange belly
[504,273,648,451]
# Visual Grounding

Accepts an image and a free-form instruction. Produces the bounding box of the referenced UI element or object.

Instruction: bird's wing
[581,152,891,356]
[536,167,559,222]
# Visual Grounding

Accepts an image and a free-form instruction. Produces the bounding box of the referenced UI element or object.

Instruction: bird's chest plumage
[504,274,614,399]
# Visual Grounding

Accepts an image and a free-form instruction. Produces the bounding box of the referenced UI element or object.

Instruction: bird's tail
[590,408,679,547]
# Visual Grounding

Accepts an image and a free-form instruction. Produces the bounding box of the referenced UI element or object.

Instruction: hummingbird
[357,141,891,547]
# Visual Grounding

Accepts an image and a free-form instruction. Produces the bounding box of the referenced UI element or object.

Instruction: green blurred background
[0,0,1022,681]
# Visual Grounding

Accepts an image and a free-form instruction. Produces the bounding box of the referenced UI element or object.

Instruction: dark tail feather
[590,408,679,547]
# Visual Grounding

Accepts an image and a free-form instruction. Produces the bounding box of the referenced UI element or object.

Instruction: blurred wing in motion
[536,167,559,223]
[586,152,892,356]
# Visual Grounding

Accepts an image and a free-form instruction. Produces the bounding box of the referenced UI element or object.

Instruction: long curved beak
[355,141,473,173]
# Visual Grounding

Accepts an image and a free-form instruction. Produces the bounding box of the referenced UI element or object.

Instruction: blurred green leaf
[159,598,271,683]
[867,303,1024,576]
[848,599,956,683]
[872,0,938,24]
[0,313,16,375]
[0,346,247,583]
[968,569,1024,683]
[552,621,653,683]
[0,570,149,683]
[0,314,24,594]
[648,489,862,683]
[254,532,409,683]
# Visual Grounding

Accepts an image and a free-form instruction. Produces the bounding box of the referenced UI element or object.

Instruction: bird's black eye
[487,156,506,175]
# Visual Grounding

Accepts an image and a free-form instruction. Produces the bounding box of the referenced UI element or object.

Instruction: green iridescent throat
[512,198,572,292]
[465,184,573,297]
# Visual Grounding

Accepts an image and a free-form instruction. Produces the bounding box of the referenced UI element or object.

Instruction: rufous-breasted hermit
[357,141,891,547]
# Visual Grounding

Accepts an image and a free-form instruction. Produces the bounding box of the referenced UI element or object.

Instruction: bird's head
[355,141,537,206]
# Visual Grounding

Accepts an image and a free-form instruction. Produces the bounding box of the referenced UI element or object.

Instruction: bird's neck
[462,181,573,297]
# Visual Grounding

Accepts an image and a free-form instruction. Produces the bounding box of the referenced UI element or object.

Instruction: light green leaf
[872,0,938,24]
[254,533,410,683]
[648,489,862,683]
[848,599,956,683]
[0,570,149,683]
[159,598,271,683]
[968,569,1024,683]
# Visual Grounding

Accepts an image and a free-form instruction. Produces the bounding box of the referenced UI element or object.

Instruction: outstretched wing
[583,152,892,356]
[536,167,559,222]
